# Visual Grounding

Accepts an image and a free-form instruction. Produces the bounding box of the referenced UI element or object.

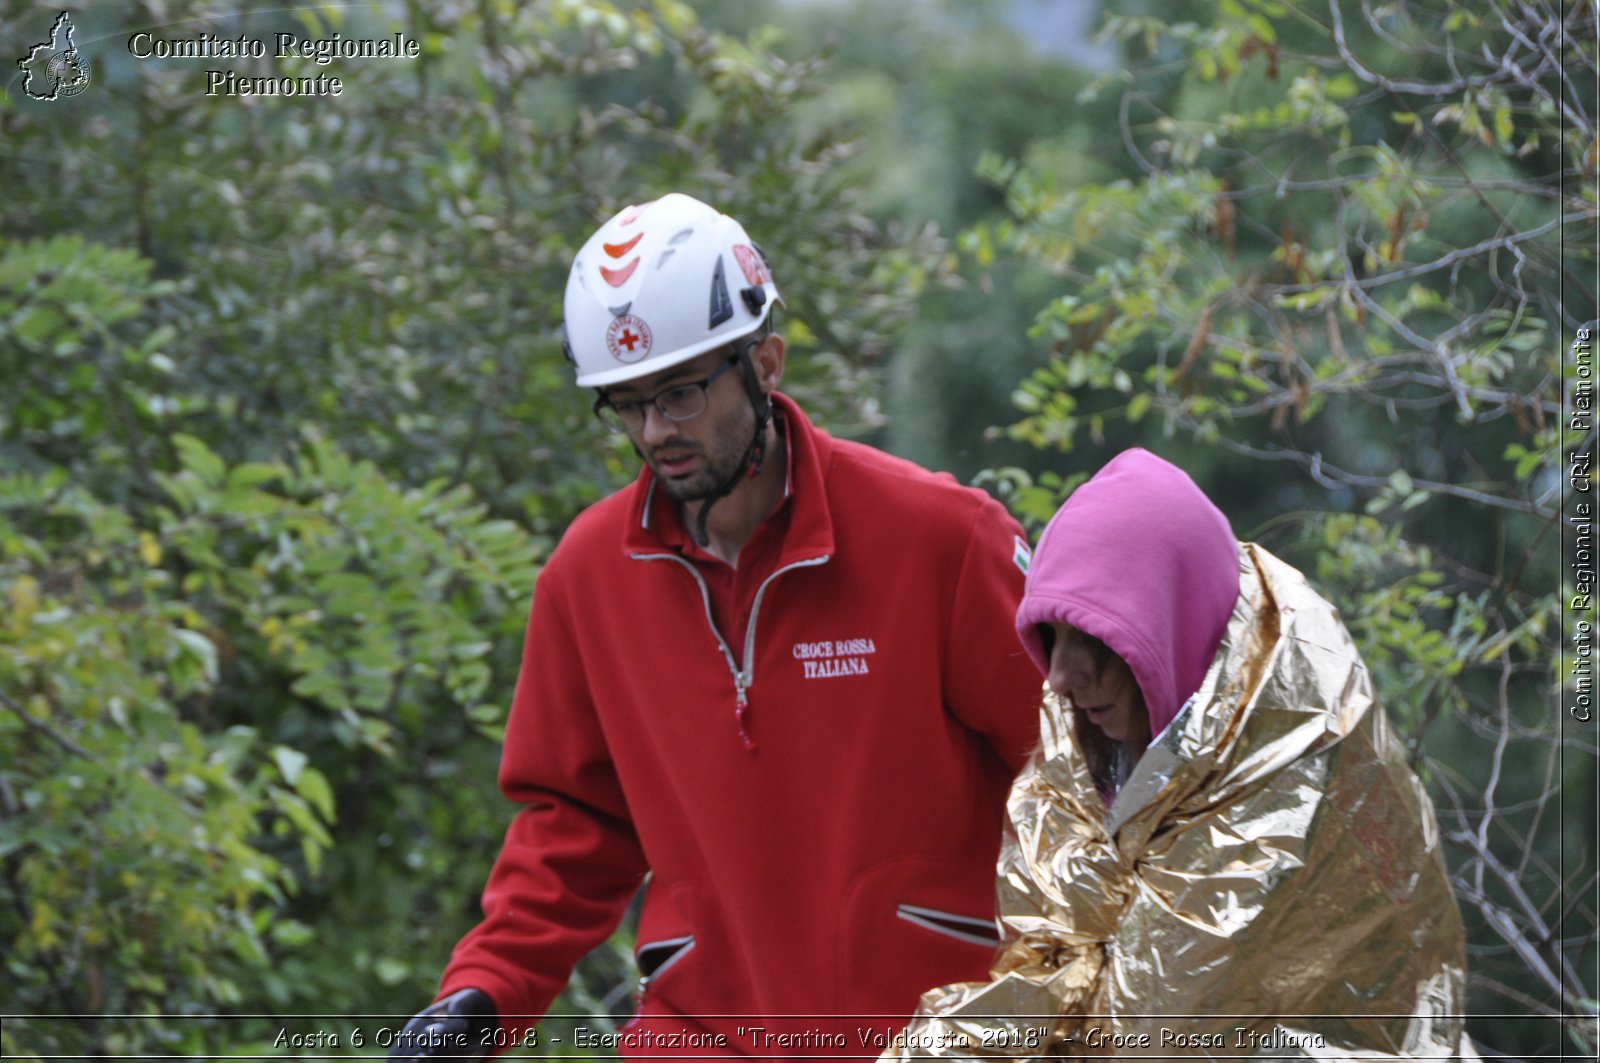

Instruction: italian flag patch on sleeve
[1013,535,1032,575]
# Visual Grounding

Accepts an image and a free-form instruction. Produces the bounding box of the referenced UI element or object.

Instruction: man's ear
[752,332,786,393]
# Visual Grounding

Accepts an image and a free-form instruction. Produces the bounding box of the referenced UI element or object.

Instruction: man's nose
[638,403,675,446]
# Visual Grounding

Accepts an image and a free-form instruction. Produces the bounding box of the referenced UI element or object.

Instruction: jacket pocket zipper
[636,934,696,1001]
[895,904,1001,947]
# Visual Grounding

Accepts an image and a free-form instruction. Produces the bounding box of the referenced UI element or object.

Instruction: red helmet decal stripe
[600,259,641,287]
[603,233,644,258]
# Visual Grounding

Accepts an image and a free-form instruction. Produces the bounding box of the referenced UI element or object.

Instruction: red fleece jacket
[440,394,1042,1056]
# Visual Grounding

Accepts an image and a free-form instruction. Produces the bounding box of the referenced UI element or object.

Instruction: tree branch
[1331,0,1504,96]
[1269,212,1586,295]
[0,690,97,762]
[1186,431,1558,518]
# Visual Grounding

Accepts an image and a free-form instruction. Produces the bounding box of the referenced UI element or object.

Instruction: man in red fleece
[389,193,1043,1061]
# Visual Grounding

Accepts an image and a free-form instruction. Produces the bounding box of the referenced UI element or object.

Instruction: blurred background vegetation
[0,0,1593,1058]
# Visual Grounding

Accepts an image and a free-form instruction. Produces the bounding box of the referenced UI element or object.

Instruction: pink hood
[1015,449,1240,739]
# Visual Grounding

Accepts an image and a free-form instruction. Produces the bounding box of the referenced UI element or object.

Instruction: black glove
[388,987,498,1061]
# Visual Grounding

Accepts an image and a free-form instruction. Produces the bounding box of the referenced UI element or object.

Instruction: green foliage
[971,1,1594,1055]
[0,234,548,1059]
[1,472,295,1057]
[782,2,1122,480]
[1307,514,1468,733]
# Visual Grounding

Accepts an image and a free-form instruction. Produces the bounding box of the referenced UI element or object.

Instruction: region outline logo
[18,11,91,101]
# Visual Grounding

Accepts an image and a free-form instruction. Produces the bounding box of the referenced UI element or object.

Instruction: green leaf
[273,746,309,788]
[374,958,411,986]
[172,629,219,684]
[172,434,226,488]
[295,766,336,823]
[225,463,282,491]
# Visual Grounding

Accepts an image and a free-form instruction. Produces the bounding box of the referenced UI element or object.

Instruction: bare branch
[1474,656,1516,899]
[1118,88,1158,177]
[1515,725,1564,880]
[1270,212,1586,296]
[1448,823,1591,998]
[1188,432,1558,518]
[1331,0,1502,96]
[0,690,97,762]
[1468,972,1568,1020]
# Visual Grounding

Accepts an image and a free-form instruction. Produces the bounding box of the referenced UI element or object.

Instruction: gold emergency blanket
[886,545,1473,1060]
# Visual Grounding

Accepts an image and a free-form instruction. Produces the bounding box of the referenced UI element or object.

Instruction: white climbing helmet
[562,193,783,388]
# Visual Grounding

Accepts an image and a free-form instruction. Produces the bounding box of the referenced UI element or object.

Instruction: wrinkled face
[1046,622,1150,744]
[602,347,756,502]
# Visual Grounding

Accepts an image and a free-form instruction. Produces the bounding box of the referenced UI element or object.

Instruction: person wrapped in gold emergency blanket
[886,449,1475,1060]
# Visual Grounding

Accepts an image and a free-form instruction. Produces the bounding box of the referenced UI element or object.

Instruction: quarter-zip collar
[621,392,835,750]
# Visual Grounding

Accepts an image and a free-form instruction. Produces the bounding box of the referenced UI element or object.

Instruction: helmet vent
[656,229,697,273]
[709,256,734,328]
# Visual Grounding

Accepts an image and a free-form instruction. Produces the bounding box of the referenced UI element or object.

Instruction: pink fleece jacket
[1014,449,1240,739]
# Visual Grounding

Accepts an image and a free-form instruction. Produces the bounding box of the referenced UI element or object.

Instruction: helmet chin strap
[689,348,772,549]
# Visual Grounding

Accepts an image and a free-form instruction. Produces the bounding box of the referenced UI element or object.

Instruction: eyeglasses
[592,354,740,434]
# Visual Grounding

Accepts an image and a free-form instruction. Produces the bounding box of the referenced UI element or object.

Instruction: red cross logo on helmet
[605,314,653,364]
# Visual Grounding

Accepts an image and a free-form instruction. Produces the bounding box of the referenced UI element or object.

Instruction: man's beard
[647,406,755,503]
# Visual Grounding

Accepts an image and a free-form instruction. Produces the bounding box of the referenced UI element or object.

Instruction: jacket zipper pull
[735,673,757,752]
